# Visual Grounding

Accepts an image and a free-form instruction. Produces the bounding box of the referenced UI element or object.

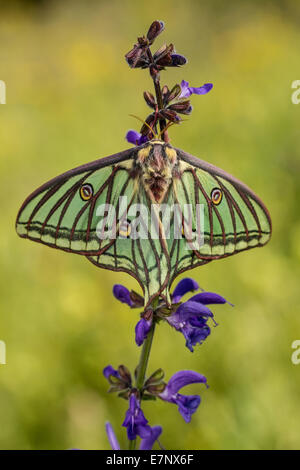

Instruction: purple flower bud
[172,278,199,303]
[103,365,120,380]
[105,422,121,450]
[147,20,165,43]
[122,395,152,440]
[125,130,149,147]
[112,284,133,307]
[135,318,152,347]
[159,370,207,422]
[170,54,187,67]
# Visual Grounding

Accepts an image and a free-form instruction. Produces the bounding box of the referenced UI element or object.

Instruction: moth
[16,140,272,308]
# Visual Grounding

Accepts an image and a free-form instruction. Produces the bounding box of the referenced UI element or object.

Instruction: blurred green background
[0,0,300,450]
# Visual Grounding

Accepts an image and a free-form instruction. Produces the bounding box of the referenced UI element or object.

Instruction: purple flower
[105,422,121,450]
[105,422,162,450]
[113,284,133,307]
[112,279,230,351]
[167,280,231,352]
[122,395,152,440]
[139,425,162,450]
[169,54,187,67]
[135,317,152,347]
[113,283,152,347]
[180,80,213,98]
[159,370,207,422]
[172,277,199,303]
[126,130,149,146]
[167,296,224,352]
[103,365,120,381]
[103,364,132,395]
[134,278,202,348]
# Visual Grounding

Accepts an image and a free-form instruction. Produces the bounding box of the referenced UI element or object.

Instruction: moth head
[137,141,178,175]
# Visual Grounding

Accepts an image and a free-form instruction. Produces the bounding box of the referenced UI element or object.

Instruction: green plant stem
[146,48,168,141]
[128,439,136,450]
[153,80,168,142]
[127,322,156,451]
[127,301,158,450]
[136,320,156,390]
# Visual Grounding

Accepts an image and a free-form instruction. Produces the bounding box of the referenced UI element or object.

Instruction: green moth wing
[163,148,272,287]
[88,146,271,305]
[16,142,272,308]
[16,148,136,254]
[87,186,172,307]
[16,147,172,306]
